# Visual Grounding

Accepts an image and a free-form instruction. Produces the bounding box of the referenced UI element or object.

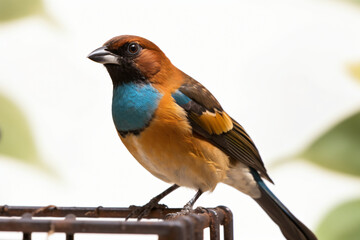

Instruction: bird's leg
[182,189,203,212]
[126,184,179,220]
[166,189,203,219]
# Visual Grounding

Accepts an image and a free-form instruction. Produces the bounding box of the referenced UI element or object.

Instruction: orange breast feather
[120,93,230,191]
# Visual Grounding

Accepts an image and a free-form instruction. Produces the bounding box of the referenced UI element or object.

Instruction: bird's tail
[250,169,317,240]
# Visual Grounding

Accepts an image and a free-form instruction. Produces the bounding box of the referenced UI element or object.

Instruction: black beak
[87,46,119,65]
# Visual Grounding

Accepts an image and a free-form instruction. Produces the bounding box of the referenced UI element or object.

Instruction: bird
[88,35,317,240]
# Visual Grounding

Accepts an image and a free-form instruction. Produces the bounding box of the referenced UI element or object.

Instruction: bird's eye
[127,42,141,55]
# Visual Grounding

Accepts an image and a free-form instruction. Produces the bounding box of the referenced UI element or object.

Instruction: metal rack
[0,205,233,240]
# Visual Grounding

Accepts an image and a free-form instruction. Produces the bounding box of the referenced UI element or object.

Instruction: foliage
[298,64,360,238]
[300,111,360,177]
[0,93,41,166]
[346,0,360,6]
[317,199,360,240]
[0,0,44,23]
[349,62,360,84]
[274,58,360,240]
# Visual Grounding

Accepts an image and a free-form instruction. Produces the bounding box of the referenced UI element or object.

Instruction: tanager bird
[88,35,317,240]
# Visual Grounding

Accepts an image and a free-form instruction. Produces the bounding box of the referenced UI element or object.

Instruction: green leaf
[0,0,44,22]
[346,0,360,6]
[316,199,360,240]
[300,111,360,177]
[0,93,40,165]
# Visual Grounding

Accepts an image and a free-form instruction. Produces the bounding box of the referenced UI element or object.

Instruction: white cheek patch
[223,163,261,198]
[101,55,119,65]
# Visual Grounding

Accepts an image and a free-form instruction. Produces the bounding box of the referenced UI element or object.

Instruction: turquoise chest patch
[112,83,163,132]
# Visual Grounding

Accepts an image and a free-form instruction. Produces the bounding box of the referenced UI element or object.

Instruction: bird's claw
[126,201,168,221]
[165,208,193,219]
[164,203,209,220]
[165,203,201,220]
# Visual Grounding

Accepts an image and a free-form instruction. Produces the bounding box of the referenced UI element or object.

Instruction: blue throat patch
[112,82,163,132]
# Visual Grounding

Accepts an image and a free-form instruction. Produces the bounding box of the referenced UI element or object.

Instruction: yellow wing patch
[191,110,233,135]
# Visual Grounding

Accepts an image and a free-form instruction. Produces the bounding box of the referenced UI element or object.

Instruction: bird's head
[88,35,176,86]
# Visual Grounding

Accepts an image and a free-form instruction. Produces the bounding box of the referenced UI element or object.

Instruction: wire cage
[0,205,233,240]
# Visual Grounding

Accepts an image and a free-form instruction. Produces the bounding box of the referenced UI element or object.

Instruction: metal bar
[188,212,209,240]
[208,209,220,240]
[20,212,32,240]
[0,218,179,235]
[159,221,187,240]
[0,205,234,240]
[0,205,182,219]
[22,232,31,240]
[217,206,234,240]
[65,234,74,240]
[180,216,196,240]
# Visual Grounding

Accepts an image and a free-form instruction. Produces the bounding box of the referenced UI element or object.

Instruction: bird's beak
[87,46,119,65]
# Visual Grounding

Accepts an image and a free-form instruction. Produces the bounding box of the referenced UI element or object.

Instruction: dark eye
[127,42,141,55]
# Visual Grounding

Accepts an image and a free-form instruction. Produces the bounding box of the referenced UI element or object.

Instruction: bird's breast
[119,95,231,191]
[112,82,163,132]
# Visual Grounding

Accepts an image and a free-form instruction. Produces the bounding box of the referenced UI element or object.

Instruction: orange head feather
[88,35,183,90]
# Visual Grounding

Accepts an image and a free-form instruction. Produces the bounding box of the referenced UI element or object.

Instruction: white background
[1,0,360,239]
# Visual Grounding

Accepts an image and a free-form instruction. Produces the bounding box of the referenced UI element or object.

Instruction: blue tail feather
[250,168,317,240]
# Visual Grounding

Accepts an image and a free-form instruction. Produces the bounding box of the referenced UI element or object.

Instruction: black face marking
[105,63,146,86]
[105,42,146,86]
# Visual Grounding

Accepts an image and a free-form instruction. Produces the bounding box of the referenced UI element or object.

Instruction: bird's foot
[165,204,206,219]
[165,210,192,220]
[126,200,168,221]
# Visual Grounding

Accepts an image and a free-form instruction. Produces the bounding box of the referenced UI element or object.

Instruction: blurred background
[1,0,360,239]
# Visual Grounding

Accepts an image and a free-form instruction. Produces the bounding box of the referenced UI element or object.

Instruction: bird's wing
[173,75,273,183]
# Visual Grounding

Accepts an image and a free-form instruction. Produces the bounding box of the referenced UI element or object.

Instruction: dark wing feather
[175,75,273,183]
[178,78,223,112]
